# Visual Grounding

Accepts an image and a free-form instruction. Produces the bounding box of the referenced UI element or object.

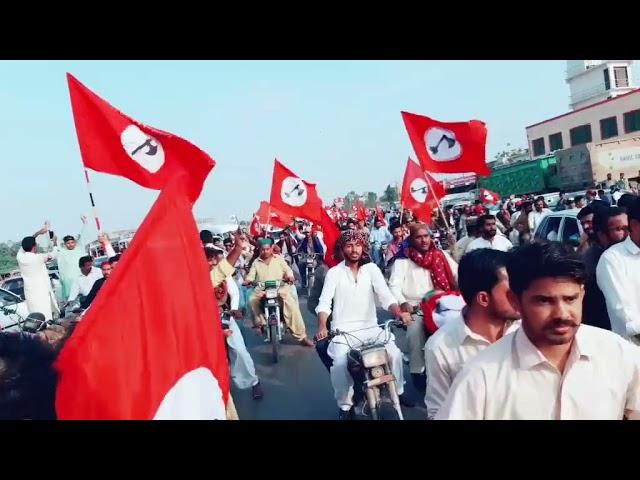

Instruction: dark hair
[506,242,586,296]
[223,237,233,245]
[535,196,545,203]
[108,254,121,263]
[0,333,58,420]
[477,214,496,229]
[62,235,75,243]
[577,204,595,220]
[593,207,626,234]
[617,194,637,212]
[100,261,111,269]
[627,196,640,222]
[574,195,585,205]
[346,219,356,226]
[559,191,565,196]
[199,230,213,245]
[78,255,93,268]
[597,189,605,197]
[458,249,509,305]
[21,236,36,251]
[204,247,217,260]
[389,221,402,232]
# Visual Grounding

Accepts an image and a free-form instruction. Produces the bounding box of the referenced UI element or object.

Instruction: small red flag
[401,111,489,177]
[320,208,341,268]
[255,201,294,230]
[269,159,323,224]
[401,158,445,223]
[480,188,500,205]
[67,74,215,202]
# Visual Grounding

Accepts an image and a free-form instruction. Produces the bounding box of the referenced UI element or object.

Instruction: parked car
[0,287,30,332]
[532,209,583,248]
[0,272,63,305]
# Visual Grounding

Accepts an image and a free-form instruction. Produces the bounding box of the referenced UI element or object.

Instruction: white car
[532,209,583,247]
[0,287,30,332]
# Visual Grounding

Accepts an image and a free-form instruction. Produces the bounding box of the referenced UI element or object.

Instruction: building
[566,60,640,110]
[526,88,640,189]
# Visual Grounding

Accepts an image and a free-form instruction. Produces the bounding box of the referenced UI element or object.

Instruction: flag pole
[83,169,103,235]
[423,171,450,230]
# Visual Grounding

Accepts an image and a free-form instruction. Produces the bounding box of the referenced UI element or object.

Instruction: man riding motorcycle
[246,238,314,347]
[296,228,325,288]
[315,230,415,420]
[388,223,459,390]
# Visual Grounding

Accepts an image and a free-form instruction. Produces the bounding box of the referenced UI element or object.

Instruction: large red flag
[401,111,489,176]
[269,159,323,224]
[255,200,294,230]
[67,73,214,202]
[55,176,229,419]
[401,158,445,223]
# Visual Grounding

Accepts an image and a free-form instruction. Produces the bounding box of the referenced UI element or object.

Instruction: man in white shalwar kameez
[56,216,89,301]
[16,230,59,320]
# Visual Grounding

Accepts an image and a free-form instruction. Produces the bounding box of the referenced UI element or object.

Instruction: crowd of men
[3,184,640,420]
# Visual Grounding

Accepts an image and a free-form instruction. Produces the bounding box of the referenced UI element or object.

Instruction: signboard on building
[593,137,640,182]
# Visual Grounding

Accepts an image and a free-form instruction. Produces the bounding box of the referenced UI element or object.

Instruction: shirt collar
[623,236,640,255]
[515,325,592,370]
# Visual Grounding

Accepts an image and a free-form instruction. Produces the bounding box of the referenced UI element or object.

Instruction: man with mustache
[436,242,640,420]
[465,215,513,253]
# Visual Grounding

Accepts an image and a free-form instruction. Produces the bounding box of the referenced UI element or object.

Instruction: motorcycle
[328,319,404,420]
[256,280,286,363]
[298,252,320,297]
[0,308,64,334]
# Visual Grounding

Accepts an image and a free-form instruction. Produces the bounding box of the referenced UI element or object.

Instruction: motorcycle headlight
[370,366,385,378]
[266,289,278,299]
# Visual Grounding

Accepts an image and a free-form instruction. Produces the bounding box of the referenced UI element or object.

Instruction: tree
[381,184,399,203]
[344,191,359,211]
[0,241,19,274]
[365,191,378,208]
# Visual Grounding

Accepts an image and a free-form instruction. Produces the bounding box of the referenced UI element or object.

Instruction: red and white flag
[255,200,294,230]
[480,188,500,205]
[249,214,261,237]
[269,159,323,224]
[67,74,215,202]
[55,176,230,419]
[353,200,367,222]
[401,111,489,177]
[320,208,341,268]
[400,157,445,223]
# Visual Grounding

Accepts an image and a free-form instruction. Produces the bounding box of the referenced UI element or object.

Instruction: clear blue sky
[1,60,568,242]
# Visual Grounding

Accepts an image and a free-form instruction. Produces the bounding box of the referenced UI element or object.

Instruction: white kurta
[16,248,59,320]
[424,315,520,419]
[316,262,404,409]
[436,325,640,420]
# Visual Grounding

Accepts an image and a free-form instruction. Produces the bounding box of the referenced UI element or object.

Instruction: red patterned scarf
[404,245,456,292]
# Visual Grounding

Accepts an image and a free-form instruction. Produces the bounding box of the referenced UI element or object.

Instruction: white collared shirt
[596,236,640,345]
[67,267,103,302]
[316,261,397,330]
[436,325,640,420]
[465,235,513,253]
[424,315,520,419]
[388,254,458,307]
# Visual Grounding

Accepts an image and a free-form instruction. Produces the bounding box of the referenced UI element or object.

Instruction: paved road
[232,292,427,420]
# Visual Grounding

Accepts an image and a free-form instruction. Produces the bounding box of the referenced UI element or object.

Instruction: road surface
[232,292,428,420]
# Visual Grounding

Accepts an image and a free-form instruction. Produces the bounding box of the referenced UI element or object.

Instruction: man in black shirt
[80,262,113,310]
[582,207,629,330]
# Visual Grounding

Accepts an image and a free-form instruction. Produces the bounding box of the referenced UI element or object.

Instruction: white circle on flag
[424,127,462,162]
[153,367,226,420]
[484,192,494,202]
[120,125,165,173]
[409,178,429,203]
[280,176,308,207]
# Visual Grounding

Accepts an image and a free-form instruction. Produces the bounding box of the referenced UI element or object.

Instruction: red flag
[375,204,387,226]
[255,201,294,230]
[249,214,261,237]
[353,200,367,222]
[67,73,214,202]
[480,188,500,205]
[320,208,341,268]
[401,158,445,223]
[401,111,489,176]
[55,176,229,419]
[269,159,323,224]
